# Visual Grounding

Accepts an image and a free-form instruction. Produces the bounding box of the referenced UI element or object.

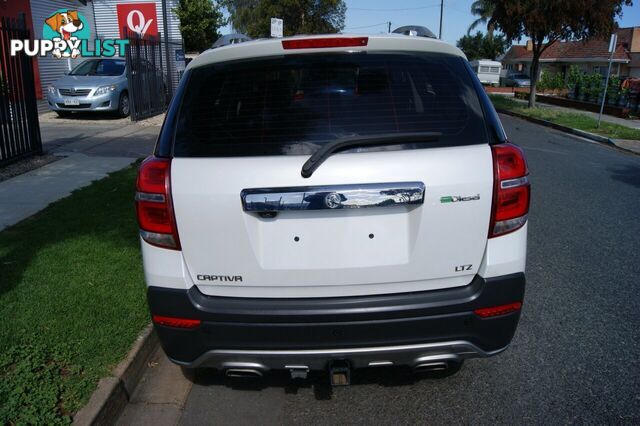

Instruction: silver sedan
[47,59,130,117]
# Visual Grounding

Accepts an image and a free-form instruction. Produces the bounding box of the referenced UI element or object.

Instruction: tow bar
[328,360,351,386]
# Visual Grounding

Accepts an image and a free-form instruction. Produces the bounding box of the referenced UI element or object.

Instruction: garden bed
[490,95,640,141]
[514,91,632,118]
[485,86,530,94]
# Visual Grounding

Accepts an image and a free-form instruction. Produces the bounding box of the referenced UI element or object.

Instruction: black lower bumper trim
[148,273,525,365]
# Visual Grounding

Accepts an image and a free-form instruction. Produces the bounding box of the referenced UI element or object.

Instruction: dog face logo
[45,11,83,41]
[43,9,90,59]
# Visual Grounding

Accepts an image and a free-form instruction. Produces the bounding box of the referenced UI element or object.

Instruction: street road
[120,114,640,425]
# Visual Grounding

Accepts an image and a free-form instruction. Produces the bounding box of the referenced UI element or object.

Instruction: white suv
[136,33,529,384]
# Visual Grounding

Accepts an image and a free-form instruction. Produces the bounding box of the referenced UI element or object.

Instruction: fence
[125,32,184,121]
[0,17,42,167]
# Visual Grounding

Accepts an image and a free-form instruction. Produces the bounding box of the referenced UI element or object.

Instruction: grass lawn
[0,166,148,424]
[489,95,640,141]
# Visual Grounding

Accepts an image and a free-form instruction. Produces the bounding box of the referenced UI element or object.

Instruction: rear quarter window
[172,52,488,157]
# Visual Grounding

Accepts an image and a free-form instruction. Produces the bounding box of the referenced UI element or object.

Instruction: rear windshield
[173,52,487,157]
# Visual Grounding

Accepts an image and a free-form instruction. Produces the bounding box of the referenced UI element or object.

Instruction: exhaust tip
[225,368,264,378]
[414,361,449,373]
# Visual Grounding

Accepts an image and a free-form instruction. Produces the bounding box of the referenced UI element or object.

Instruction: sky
[220,0,640,45]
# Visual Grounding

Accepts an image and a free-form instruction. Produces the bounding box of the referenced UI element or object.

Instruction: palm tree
[467,0,496,38]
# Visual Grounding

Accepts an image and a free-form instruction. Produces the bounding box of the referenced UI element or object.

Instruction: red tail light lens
[282,37,368,50]
[152,315,201,328]
[490,143,530,238]
[474,302,522,318]
[135,157,181,250]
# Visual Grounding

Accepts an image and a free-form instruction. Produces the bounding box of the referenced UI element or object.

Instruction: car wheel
[55,110,72,118]
[118,92,130,118]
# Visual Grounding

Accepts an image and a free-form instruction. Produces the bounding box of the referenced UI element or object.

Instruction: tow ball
[328,360,351,386]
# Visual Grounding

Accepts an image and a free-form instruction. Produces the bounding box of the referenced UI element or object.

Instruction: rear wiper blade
[301,132,442,178]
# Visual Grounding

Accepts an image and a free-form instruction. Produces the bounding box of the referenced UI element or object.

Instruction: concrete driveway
[40,111,162,158]
[116,114,640,425]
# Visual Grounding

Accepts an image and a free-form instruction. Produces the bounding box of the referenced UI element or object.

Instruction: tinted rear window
[173,52,487,157]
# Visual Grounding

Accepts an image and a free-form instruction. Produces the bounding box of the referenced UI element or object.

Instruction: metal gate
[125,32,183,121]
[0,17,42,167]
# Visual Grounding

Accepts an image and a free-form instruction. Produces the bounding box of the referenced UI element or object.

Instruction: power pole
[388,21,391,33]
[161,0,173,100]
[598,33,617,128]
[439,0,444,39]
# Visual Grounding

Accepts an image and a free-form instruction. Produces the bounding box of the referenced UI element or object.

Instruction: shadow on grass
[0,165,140,297]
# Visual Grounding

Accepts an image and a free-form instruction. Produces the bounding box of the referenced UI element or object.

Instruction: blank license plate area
[63,99,80,106]
[250,207,411,270]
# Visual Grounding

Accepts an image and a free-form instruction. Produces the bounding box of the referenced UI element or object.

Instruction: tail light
[474,302,522,318]
[489,143,530,238]
[282,37,368,50]
[135,157,181,250]
[152,315,200,328]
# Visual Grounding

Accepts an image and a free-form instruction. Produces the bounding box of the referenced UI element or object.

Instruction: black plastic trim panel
[148,273,525,363]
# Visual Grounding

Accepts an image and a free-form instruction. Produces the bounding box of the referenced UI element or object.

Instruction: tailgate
[172,144,493,298]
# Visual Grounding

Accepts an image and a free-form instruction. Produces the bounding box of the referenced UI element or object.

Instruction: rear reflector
[282,37,368,50]
[474,302,522,318]
[152,315,201,328]
[136,157,181,250]
[489,143,530,238]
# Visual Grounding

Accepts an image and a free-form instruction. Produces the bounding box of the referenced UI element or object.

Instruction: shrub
[585,73,603,100]
[539,71,564,92]
[607,75,621,96]
[566,65,583,90]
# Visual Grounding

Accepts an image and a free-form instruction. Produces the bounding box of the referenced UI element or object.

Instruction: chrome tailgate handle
[241,182,425,212]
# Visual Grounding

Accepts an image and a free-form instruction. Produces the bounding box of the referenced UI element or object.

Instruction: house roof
[616,27,634,47]
[502,38,630,63]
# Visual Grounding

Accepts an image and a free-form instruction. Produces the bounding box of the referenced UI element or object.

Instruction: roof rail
[392,26,437,39]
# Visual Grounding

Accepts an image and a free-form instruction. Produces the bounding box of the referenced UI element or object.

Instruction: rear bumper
[148,273,525,370]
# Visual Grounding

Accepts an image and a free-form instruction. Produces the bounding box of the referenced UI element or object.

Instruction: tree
[174,0,226,52]
[490,0,633,107]
[468,0,496,38]
[222,0,346,38]
[457,31,507,61]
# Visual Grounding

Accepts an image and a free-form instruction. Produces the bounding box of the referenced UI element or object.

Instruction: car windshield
[70,60,125,76]
[174,52,488,157]
[512,74,530,79]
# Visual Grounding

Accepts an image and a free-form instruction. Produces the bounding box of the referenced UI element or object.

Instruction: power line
[348,4,441,12]
[344,21,390,30]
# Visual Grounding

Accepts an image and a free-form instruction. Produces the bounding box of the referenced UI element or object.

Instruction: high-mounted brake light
[135,157,181,250]
[152,315,201,328]
[282,37,368,50]
[474,302,522,318]
[489,143,530,238]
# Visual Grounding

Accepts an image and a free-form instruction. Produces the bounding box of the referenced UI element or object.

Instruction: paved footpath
[0,154,134,231]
